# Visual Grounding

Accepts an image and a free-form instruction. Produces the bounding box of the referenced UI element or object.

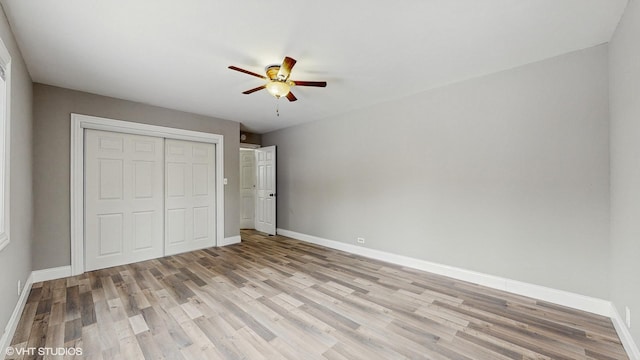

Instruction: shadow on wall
[240,131,261,146]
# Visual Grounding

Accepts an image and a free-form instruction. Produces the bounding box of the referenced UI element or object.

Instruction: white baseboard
[276,228,612,317]
[218,235,241,247]
[31,265,72,283]
[0,273,33,360]
[611,304,640,360]
[1,266,72,358]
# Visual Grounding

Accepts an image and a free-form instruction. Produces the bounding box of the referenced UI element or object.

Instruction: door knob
[269,193,275,197]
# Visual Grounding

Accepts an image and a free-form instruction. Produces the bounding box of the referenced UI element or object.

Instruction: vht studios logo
[5,347,83,356]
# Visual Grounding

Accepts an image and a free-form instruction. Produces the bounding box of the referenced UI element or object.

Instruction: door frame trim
[70,113,225,276]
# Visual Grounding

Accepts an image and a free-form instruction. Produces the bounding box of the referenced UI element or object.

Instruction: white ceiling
[0,0,628,133]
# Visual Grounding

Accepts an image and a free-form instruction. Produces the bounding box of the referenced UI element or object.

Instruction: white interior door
[255,146,276,235]
[85,129,164,271]
[165,139,216,255]
[240,149,256,229]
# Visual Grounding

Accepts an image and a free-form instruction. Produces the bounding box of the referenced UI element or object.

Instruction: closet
[84,129,216,271]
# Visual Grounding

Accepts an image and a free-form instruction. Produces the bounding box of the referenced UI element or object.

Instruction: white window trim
[70,113,225,275]
[0,38,11,252]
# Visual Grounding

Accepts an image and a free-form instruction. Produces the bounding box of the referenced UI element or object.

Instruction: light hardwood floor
[7,230,627,359]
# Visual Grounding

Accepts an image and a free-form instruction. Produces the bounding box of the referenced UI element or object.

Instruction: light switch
[223,178,228,185]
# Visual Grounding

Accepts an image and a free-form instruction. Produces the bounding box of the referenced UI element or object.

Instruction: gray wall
[0,5,32,339]
[610,0,640,346]
[32,84,240,270]
[264,45,611,299]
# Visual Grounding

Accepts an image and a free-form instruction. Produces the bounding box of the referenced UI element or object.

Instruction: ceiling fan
[228,56,327,102]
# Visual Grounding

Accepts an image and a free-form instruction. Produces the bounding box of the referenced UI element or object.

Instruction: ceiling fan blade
[286,91,298,102]
[242,85,266,94]
[277,57,297,80]
[229,66,267,79]
[291,80,327,87]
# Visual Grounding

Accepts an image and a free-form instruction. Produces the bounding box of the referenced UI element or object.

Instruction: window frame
[0,37,11,252]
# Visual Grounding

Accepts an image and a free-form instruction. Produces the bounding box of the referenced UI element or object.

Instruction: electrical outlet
[357,237,365,244]
[626,306,631,328]
[17,280,21,296]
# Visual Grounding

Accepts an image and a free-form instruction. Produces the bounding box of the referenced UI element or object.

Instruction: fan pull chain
[276,101,280,117]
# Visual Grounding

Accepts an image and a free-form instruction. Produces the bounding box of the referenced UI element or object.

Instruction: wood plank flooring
[8,230,627,359]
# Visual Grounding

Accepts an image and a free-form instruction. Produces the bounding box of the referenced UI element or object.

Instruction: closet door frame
[71,113,225,276]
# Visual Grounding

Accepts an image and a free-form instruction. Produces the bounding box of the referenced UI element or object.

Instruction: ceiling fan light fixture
[229,56,326,102]
[265,81,290,98]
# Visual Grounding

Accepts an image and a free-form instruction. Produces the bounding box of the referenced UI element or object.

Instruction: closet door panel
[165,139,216,255]
[85,130,164,271]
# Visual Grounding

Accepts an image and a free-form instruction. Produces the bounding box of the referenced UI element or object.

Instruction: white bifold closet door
[164,139,216,256]
[85,131,216,271]
[85,130,164,271]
